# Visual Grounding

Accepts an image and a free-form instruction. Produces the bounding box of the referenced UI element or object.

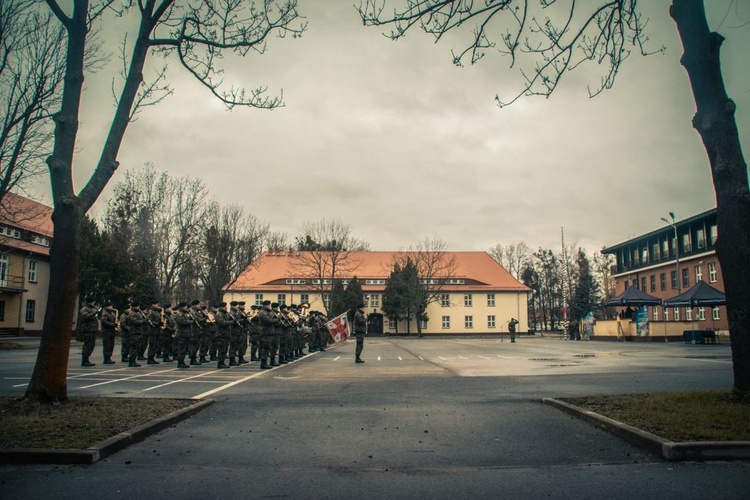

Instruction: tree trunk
[670,0,750,393]
[25,199,83,401]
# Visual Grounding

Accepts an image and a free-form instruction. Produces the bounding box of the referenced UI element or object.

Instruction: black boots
[177,358,190,368]
[147,357,160,365]
[81,358,95,367]
[229,357,239,366]
[103,358,116,365]
[129,356,141,367]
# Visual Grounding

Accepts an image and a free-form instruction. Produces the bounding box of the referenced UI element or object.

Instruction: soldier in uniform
[100,301,118,364]
[270,302,283,366]
[354,303,367,364]
[227,301,242,366]
[213,302,232,369]
[258,300,278,369]
[160,303,175,362]
[146,300,162,364]
[119,304,131,362]
[237,301,250,364]
[207,304,219,361]
[508,317,519,343]
[172,302,193,368]
[188,299,203,365]
[78,296,99,367]
[248,305,261,361]
[126,301,147,367]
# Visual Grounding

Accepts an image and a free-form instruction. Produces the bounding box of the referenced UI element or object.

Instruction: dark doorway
[368,313,383,335]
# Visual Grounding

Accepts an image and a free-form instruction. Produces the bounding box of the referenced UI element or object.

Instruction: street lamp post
[661,212,681,343]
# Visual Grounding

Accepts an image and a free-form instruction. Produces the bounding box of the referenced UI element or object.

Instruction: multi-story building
[223,251,529,335]
[602,208,727,332]
[0,193,53,336]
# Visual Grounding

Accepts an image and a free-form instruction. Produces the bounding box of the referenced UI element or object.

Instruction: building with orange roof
[0,192,53,335]
[224,251,529,335]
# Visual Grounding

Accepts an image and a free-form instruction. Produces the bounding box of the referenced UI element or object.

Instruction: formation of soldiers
[79,299,334,370]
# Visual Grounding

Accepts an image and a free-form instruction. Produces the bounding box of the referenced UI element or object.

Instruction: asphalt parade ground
[1,335,748,499]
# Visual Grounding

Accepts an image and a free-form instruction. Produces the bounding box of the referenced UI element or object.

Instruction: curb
[0,398,215,465]
[543,398,750,461]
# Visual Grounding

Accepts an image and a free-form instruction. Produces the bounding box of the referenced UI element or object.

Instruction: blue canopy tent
[663,281,726,343]
[604,286,662,307]
[662,281,727,308]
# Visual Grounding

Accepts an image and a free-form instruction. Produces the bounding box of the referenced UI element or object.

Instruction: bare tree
[359,0,750,393]
[489,242,531,280]
[394,237,457,336]
[200,202,269,305]
[292,218,367,313]
[0,1,65,203]
[26,0,305,402]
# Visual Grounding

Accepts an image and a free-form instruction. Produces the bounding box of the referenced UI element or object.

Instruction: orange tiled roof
[0,192,53,256]
[225,251,529,292]
[0,192,53,236]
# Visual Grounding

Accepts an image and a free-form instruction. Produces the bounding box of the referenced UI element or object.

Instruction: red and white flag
[326,312,351,343]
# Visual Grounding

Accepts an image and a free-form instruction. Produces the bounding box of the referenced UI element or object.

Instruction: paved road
[1,336,747,499]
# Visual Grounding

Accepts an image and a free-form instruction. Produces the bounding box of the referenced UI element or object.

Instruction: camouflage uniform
[100,305,117,364]
[188,302,204,365]
[258,302,279,369]
[214,304,233,369]
[172,304,193,368]
[126,305,148,367]
[119,307,131,362]
[354,307,367,363]
[198,306,212,363]
[160,306,175,362]
[146,304,162,364]
[237,303,250,364]
[78,301,99,367]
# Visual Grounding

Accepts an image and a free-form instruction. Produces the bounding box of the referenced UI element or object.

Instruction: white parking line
[378,356,382,361]
[398,356,403,361]
[192,369,274,399]
[78,368,179,389]
[458,356,468,360]
[333,356,341,361]
[142,370,222,392]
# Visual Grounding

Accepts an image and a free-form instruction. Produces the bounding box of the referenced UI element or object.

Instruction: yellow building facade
[223,251,529,335]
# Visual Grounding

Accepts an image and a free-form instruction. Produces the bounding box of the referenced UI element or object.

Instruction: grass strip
[0,396,194,449]
[561,390,750,442]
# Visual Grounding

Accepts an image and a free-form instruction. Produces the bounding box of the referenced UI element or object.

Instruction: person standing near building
[172,302,193,369]
[146,300,162,364]
[119,304,131,362]
[78,296,99,367]
[508,318,519,343]
[214,301,232,369]
[354,303,367,364]
[100,301,117,364]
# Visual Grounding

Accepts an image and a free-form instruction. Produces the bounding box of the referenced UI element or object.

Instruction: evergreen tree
[382,264,404,334]
[343,276,364,322]
[329,281,347,317]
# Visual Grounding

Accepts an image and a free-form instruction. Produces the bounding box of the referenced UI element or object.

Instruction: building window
[442,316,450,329]
[31,234,50,246]
[420,318,427,330]
[487,293,495,307]
[674,308,680,321]
[0,254,8,287]
[697,307,705,321]
[641,246,648,263]
[440,293,450,307]
[464,294,472,307]
[660,273,667,291]
[671,236,678,257]
[365,279,386,285]
[300,293,309,305]
[697,228,706,249]
[682,233,692,253]
[652,243,660,261]
[0,225,21,238]
[682,268,690,288]
[633,248,639,266]
[371,294,380,307]
[653,308,659,321]
[664,308,669,321]
[323,294,330,309]
[28,260,38,283]
[650,275,656,292]
[685,308,692,321]
[488,315,496,329]
[662,240,669,258]
[624,280,630,290]
[0,300,4,321]
[25,300,36,323]
[389,318,397,329]
[709,225,718,245]
[255,294,263,306]
[277,294,286,305]
[364,294,370,308]
[640,277,646,292]
[712,307,720,320]
[695,266,702,283]
[464,316,473,329]
[285,279,306,285]
[671,270,678,290]
[708,262,717,283]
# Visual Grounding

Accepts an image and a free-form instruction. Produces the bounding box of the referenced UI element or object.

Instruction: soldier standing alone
[354,303,367,364]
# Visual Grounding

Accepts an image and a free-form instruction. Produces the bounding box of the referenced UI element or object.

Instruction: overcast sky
[33,1,750,255]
